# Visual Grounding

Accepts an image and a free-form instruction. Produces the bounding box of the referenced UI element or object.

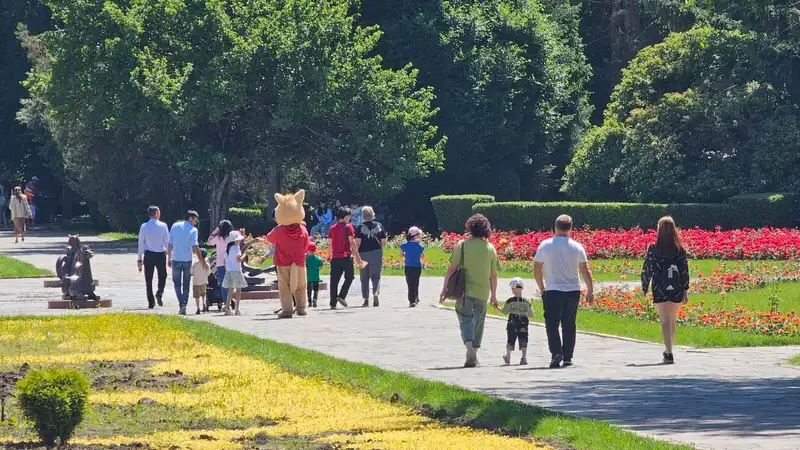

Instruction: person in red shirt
[327,207,362,309]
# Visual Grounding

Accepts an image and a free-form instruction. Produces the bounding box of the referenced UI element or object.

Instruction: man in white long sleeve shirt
[137,206,169,309]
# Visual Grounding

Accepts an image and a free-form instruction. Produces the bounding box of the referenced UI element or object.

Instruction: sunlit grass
[0,315,691,450]
[0,254,52,278]
[98,232,138,242]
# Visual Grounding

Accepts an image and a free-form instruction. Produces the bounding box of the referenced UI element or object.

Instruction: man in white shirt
[534,215,595,369]
[137,206,169,309]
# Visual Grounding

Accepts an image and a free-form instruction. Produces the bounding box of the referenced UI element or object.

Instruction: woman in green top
[439,214,500,368]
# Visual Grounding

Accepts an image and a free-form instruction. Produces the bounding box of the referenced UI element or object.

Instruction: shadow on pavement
[480,376,800,436]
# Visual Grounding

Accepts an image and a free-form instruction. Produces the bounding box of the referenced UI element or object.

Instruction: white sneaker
[223,306,233,316]
[235,309,241,316]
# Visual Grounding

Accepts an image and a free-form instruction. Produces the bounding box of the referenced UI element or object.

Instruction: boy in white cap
[502,277,534,365]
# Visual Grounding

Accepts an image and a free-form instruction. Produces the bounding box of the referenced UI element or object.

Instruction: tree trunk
[61,184,74,226]
[267,163,280,219]
[209,171,232,238]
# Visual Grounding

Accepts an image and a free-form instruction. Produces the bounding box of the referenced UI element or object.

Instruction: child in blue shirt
[400,226,425,307]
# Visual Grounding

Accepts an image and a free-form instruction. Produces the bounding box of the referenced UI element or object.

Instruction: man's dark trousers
[542,290,581,361]
[329,257,354,307]
[143,250,167,307]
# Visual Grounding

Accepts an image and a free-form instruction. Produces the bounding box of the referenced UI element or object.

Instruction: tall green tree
[0,0,51,182]
[360,0,591,201]
[19,0,444,230]
[563,24,800,202]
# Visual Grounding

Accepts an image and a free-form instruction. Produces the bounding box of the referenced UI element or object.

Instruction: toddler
[502,277,534,365]
[400,226,424,307]
[191,248,211,315]
[306,242,324,308]
[222,231,248,316]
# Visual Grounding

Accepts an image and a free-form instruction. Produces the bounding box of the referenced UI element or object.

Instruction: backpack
[655,255,684,301]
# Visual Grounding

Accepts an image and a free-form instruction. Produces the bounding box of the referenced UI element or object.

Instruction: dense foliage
[5,0,800,231]
[18,0,444,230]
[360,0,591,201]
[564,0,800,202]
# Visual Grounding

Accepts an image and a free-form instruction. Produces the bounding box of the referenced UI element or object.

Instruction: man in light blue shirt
[137,206,170,309]
[168,210,207,315]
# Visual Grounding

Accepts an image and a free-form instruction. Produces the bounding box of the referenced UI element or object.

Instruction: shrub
[472,201,737,231]
[228,207,274,237]
[16,367,89,447]
[430,195,495,232]
[728,193,797,228]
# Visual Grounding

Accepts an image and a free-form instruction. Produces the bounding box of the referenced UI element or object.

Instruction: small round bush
[16,367,89,448]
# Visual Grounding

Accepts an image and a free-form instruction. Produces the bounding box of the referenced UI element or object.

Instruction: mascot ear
[294,189,305,205]
[274,193,285,203]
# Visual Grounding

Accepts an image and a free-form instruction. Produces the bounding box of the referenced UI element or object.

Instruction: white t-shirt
[225,245,242,272]
[533,236,588,292]
[190,261,210,286]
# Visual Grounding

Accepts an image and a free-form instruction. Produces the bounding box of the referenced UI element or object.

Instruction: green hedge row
[473,202,736,231]
[431,195,495,232]
[432,194,797,231]
[728,193,797,228]
[228,207,275,236]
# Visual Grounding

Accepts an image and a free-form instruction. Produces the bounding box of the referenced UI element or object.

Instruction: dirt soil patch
[416,402,576,450]
[234,432,340,450]
[2,443,151,449]
[86,360,208,391]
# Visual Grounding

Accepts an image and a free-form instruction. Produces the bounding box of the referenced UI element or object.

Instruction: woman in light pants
[439,214,500,368]
[355,206,387,307]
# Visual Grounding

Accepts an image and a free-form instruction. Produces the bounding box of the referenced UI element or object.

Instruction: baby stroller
[205,251,225,311]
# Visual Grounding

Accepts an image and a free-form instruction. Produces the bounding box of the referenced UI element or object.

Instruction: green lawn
[447,297,800,348]
[98,231,138,242]
[0,254,53,278]
[693,282,800,312]
[166,316,691,450]
[789,355,800,366]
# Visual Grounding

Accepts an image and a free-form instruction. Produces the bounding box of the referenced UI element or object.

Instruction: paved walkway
[1,229,799,450]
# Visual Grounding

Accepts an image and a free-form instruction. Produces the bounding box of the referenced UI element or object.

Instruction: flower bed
[442,227,800,260]
[588,287,800,337]
[691,261,800,294]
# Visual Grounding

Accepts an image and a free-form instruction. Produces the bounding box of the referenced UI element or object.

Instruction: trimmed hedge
[472,202,740,231]
[431,195,495,232]
[228,207,275,236]
[728,193,797,228]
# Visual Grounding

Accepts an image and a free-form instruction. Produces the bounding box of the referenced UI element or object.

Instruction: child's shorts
[507,327,529,350]
[193,285,207,299]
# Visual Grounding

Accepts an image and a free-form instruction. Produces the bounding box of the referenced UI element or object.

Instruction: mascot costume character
[267,189,310,318]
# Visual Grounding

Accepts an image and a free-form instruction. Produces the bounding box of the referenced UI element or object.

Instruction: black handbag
[445,241,466,300]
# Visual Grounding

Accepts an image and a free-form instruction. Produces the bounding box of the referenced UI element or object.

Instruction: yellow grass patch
[0,315,550,450]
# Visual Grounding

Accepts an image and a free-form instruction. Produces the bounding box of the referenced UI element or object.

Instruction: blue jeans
[456,296,488,348]
[216,266,228,303]
[172,261,192,308]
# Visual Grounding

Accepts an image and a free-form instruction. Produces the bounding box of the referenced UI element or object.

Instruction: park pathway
[1,229,799,450]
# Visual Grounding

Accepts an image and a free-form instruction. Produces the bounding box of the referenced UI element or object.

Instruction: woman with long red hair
[641,216,690,364]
